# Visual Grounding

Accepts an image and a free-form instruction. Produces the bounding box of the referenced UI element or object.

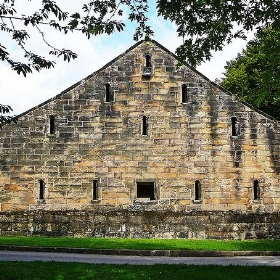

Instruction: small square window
[137,182,156,201]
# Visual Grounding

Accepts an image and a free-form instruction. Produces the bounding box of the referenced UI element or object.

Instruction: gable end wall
[0,40,280,238]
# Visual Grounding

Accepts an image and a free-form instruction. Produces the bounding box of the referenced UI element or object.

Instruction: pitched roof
[16,39,277,122]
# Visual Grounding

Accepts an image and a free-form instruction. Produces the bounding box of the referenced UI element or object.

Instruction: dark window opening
[92,180,98,200]
[49,115,55,134]
[253,180,260,200]
[137,182,155,200]
[105,83,113,102]
[142,116,148,135]
[143,54,152,76]
[182,84,187,103]
[194,180,201,201]
[145,54,151,67]
[39,179,45,200]
[231,117,239,136]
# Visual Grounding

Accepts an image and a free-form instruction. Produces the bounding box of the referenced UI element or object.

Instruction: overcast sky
[0,0,253,115]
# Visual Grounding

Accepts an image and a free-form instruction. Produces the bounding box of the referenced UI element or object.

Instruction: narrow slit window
[182,84,187,103]
[39,179,45,200]
[142,116,148,135]
[92,180,98,200]
[143,54,152,76]
[137,182,155,200]
[231,117,238,136]
[49,115,55,134]
[145,54,151,67]
[253,180,260,200]
[194,180,201,201]
[105,83,113,102]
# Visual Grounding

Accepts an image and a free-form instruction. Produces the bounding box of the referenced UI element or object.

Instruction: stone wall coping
[0,245,279,257]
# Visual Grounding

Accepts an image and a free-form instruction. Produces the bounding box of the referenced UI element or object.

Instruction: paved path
[1,251,280,266]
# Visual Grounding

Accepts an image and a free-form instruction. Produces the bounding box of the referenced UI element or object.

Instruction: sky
[0,0,253,115]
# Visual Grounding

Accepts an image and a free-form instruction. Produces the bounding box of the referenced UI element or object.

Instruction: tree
[1,0,280,126]
[157,0,280,66]
[1,0,280,75]
[221,25,280,119]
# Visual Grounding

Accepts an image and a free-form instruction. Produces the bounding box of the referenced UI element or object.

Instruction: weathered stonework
[1,210,280,240]
[1,40,280,238]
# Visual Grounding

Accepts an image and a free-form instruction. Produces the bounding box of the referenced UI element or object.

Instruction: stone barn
[1,39,280,239]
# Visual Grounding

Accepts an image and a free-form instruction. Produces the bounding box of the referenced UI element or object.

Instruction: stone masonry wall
[1,40,280,215]
[1,210,280,240]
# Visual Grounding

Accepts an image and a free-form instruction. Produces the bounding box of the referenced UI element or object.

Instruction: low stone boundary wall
[0,210,280,239]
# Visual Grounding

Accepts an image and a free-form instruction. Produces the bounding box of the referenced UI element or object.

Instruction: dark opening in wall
[143,54,152,76]
[39,179,45,200]
[194,180,201,201]
[142,116,148,135]
[105,83,111,102]
[92,180,98,200]
[145,54,151,67]
[182,84,187,103]
[49,115,55,134]
[137,182,155,200]
[253,180,260,200]
[231,117,239,136]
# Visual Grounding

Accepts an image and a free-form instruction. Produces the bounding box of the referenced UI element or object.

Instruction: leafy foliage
[157,0,280,67]
[0,0,152,125]
[221,26,280,119]
[0,0,152,76]
[1,1,280,126]
[1,0,280,75]
[0,104,17,129]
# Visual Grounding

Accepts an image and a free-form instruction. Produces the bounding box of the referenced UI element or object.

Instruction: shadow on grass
[0,262,280,280]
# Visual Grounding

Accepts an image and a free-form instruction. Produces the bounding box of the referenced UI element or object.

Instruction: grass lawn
[0,262,279,280]
[0,236,280,251]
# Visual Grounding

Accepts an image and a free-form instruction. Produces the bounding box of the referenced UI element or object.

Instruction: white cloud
[197,35,254,81]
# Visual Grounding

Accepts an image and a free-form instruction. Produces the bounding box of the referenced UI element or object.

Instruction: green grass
[0,262,279,280]
[0,236,280,251]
